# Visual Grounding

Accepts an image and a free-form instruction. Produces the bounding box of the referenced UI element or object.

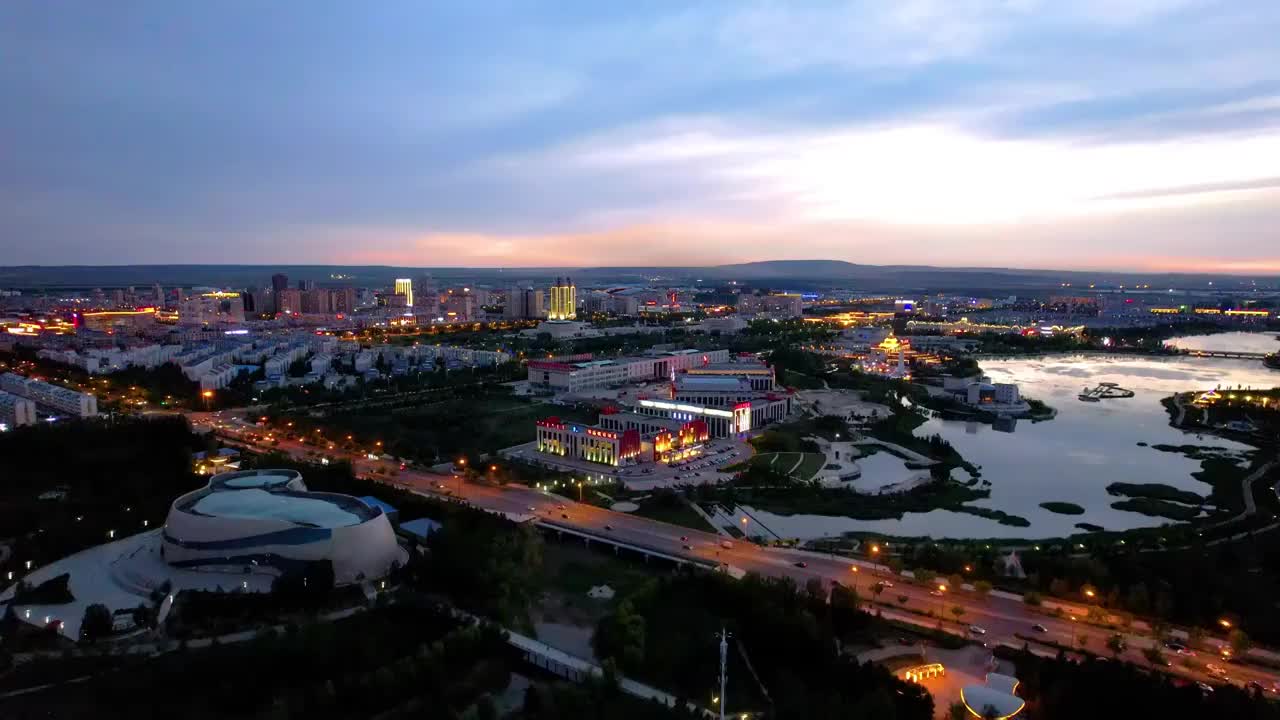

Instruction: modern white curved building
[162,469,402,585]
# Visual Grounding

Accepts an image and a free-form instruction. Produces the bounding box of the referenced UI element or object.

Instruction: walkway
[508,630,706,713]
[853,438,936,466]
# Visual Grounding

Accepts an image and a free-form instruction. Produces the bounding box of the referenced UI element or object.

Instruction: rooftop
[177,469,378,528]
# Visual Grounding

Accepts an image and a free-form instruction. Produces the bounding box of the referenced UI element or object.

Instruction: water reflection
[746,349,1277,541]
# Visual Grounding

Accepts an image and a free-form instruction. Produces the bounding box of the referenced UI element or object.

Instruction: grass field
[752,451,828,481]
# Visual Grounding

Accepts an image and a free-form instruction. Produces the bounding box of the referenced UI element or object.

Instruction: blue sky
[2,1,1279,271]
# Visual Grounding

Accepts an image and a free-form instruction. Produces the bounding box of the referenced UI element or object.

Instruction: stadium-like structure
[162,469,402,585]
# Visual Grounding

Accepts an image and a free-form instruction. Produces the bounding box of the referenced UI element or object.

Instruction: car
[557,504,567,510]
[561,513,570,519]
[604,524,614,531]
[879,581,894,588]
[682,544,693,551]
[1247,680,1266,693]
[897,637,914,646]
[720,540,734,550]
[1197,682,1215,694]
[527,506,536,511]
[929,590,943,597]
[794,561,808,568]
[968,625,987,635]
[1206,664,1228,678]
[1031,624,1048,633]
[680,535,689,541]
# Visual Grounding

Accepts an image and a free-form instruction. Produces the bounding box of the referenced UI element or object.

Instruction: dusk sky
[3,1,1279,272]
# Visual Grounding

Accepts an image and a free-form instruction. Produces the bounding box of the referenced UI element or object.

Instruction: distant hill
[0,261,1272,293]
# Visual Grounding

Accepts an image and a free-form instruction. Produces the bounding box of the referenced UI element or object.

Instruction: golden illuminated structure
[902,663,945,683]
[79,307,157,333]
[548,277,576,320]
[394,278,413,308]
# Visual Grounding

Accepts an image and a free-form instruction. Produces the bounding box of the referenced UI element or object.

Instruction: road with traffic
[189,410,1280,695]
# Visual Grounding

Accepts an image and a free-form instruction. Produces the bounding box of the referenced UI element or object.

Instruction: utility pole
[717,627,731,720]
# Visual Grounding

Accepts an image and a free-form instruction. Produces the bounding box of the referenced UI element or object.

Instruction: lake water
[1164,331,1280,354]
[744,338,1279,541]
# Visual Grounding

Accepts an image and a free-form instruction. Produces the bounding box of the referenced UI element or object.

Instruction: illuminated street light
[1219,619,1233,629]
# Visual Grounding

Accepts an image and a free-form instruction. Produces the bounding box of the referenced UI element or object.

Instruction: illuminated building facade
[549,277,577,320]
[80,308,157,333]
[179,292,245,325]
[536,416,642,466]
[394,278,414,308]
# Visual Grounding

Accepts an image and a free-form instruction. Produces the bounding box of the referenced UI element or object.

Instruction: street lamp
[1219,619,1233,629]
[936,584,946,617]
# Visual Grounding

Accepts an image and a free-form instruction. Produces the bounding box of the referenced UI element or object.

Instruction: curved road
[192,411,1280,694]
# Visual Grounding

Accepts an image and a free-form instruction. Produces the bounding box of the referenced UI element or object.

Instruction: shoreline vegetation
[739,343,1272,541]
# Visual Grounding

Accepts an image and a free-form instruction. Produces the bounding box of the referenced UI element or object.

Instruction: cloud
[2,1,1280,267]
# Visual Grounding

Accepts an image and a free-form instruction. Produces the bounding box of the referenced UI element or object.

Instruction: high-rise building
[505,285,545,320]
[415,274,438,313]
[394,278,414,308]
[298,279,316,291]
[271,273,289,294]
[548,277,577,321]
[153,283,164,306]
[331,288,356,314]
[276,288,302,315]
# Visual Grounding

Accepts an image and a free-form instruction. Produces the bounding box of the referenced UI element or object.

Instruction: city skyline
[3,2,1280,272]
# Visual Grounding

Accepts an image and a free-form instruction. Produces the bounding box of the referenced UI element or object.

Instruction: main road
[190,411,1279,693]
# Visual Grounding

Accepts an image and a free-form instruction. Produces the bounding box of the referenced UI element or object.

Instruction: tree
[1049,577,1070,597]
[914,568,936,586]
[973,580,992,600]
[871,583,886,601]
[1187,626,1205,649]
[1229,629,1252,655]
[948,701,969,720]
[1023,591,1043,606]
[80,603,113,643]
[1106,633,1126,656]
[948,574,964,592]
[950,605,966,623]
[593,600,646,672]
[1142,646,1167,667]
[897,594,910,607]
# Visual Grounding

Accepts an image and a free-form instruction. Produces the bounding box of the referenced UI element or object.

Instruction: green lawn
[630,499,715,532]
[752,451,828,481]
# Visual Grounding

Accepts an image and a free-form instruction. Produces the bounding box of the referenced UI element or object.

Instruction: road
[188,410,1280,694]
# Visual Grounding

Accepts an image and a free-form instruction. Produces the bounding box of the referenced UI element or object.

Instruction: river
[741,334,1279,541]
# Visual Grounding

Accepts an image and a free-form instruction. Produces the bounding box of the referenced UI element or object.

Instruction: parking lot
[500,435,754,490]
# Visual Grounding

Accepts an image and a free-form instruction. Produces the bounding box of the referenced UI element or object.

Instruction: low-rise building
[0,373,98,417]
[0,389,37,428]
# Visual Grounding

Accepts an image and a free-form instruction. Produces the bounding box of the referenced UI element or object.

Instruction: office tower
[153,283,164,306]
[549,277,577,321]
[298,279,316,291]
[271,273,289,293]
[394,278,413,308]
